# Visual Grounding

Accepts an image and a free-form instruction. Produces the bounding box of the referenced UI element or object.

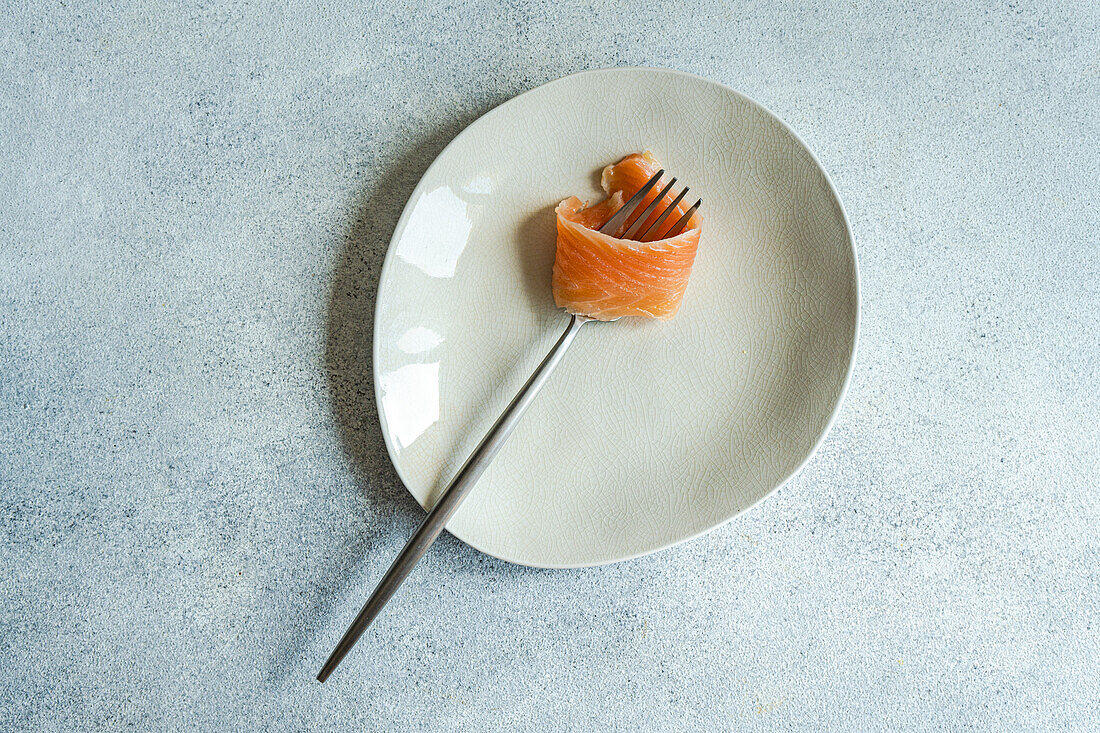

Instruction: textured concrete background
[1,1,1098,730]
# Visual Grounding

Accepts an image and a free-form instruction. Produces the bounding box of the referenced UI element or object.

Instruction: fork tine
[622,178,677,240]
[638,187,689,241]
[662,199,702,238]
[598,169,664,235]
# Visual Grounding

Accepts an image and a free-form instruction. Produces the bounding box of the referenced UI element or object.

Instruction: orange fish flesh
[552,152,702,321]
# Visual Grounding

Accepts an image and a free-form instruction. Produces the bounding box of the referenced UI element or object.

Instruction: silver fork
[318,169,700,682]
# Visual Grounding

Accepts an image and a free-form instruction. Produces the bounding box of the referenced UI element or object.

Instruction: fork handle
[318,313,589,681]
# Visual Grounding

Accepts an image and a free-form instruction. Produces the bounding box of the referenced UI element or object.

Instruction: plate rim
[371,66,861,568]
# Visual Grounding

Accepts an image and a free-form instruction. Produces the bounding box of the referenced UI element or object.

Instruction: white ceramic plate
[374,68,858,568]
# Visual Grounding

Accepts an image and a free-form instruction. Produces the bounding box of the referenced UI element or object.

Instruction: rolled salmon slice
[552,152,702,321]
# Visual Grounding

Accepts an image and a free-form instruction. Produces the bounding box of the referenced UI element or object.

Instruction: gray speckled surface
[1,1,1098,730]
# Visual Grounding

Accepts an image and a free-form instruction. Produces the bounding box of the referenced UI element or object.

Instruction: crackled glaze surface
[375,69,858,567]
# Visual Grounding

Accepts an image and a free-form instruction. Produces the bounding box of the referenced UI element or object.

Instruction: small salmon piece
[552,152,702,321]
